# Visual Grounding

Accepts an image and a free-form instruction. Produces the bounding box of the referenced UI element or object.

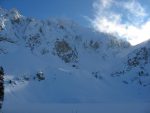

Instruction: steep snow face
[0,8,150,112]
[112,41,150,87]
[0,8,130,73]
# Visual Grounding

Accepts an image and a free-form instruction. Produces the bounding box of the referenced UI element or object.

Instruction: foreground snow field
[3,73,150,113]
[2,103,150,113]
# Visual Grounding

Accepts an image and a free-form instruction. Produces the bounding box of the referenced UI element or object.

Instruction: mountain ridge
[0,8,150,112]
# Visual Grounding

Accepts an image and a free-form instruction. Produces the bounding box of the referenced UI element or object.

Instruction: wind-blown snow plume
[92,0,150,45]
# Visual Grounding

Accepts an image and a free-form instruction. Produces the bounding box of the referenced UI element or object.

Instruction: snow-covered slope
[0,8,150,113]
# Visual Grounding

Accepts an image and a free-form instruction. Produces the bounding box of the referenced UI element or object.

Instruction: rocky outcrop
[53,39,78,63]
[111,46,150,86]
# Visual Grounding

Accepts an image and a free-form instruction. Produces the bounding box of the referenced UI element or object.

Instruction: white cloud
[123,0,147,17]
[92,0,150,45]
[100,0,112,8]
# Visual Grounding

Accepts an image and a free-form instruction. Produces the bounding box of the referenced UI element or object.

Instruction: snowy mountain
[0,8,150,113]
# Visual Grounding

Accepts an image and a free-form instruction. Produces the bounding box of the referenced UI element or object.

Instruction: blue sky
[0,0,95,25]
[1,0,150,45]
